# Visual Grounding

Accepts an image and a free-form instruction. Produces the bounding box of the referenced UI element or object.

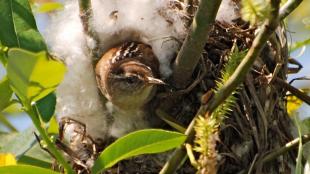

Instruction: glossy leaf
[0,165,60,174]
[0,0,46,52]
[36,92,56,123]
[92,129,186,174]
[0,77,13,111]
[47,116,59,134]
[18,155,51,169]
[7,48,66,103]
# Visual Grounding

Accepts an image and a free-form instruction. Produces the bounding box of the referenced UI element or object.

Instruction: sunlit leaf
[0,77,13,111]
[0,0,46,52]
[0,165,60,174]
[0,153,17,166]
[7,48,66,103]
[47,116,59,134]
[92,129,186,174]
[2,101,22,114]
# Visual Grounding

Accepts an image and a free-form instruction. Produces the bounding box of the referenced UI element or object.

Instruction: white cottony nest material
[90,0,189,77]
[44,0,239,140]
[44,0,189,140]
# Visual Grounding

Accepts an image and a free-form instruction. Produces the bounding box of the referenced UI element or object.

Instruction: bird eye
[126,76,139,84]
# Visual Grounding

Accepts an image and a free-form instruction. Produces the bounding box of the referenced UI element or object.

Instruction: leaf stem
[26,104,74,174]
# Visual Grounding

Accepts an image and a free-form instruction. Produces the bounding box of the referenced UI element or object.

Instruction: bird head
[95,42,164,109]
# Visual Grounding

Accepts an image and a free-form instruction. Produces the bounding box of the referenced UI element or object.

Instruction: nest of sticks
[57,18,296,174]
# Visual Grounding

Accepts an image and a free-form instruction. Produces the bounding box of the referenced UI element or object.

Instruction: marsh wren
[95,41,164,110]
[95,42,165,137]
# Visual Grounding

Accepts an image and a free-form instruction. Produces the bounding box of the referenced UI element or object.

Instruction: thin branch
[275,77,310,105]
[238,134,310,174]
[279,0,303,20]
[261,134,310,164]
[206,0,281,113]
[172,0,222,88]
[78,0,100,59]
[261,134,310,163]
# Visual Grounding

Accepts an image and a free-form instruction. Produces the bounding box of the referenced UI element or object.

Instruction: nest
[57,18,294,174]
[102,18,294,173]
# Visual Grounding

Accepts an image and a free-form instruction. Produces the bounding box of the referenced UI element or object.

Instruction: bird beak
[146,76,166,85]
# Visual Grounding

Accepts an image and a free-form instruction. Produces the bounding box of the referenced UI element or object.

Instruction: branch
[279,0,303,20]
[172,0,222,88]
[78,0,100,59]
[261,134,310,164]
[275,77,310,105]
[206,0,281,113]
[238,134,310,174]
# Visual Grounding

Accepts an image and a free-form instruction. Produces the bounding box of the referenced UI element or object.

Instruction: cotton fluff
[90,0,189,77]
[44,0,190,140]
[44,1,109,140]
[44,0,240,140]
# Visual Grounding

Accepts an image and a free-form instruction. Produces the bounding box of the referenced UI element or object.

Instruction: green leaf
[36,92,56,123]
[92,129,186,173]
[18,155,51,169]
[0,165,60,174]
[35,2,64,13]
[7,48,66,103]
[290,38,310,52]
[0,77,13,111]
[0,0,46,52]
[0,127,36,158]
[47,116,59,134]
